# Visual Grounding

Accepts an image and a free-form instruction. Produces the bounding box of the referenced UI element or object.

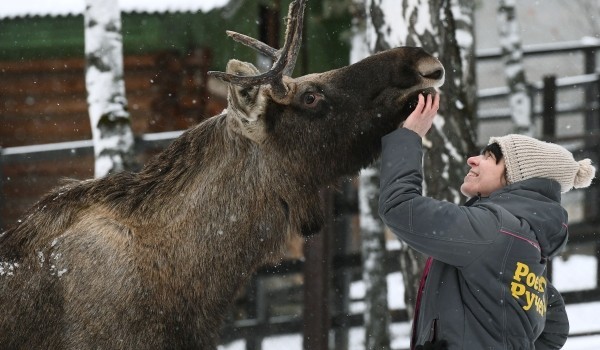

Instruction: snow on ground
[554,254,597,292]
[219,254,600,349]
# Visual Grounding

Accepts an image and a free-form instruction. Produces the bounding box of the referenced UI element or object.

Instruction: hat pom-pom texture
[574,159,596,189]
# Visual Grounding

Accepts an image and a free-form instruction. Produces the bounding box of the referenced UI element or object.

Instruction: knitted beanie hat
[489,134,596,193]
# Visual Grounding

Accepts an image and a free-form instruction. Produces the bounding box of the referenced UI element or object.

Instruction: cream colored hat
[489,134,596,193]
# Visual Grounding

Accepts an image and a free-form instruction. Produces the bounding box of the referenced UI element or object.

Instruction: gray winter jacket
[379,128,570,350]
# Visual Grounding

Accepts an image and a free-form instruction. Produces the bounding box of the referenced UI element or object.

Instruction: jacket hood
[488,178,568,258]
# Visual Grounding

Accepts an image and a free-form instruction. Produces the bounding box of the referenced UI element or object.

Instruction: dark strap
[411,257,433,350]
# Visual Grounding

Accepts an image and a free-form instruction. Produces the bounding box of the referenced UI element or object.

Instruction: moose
[0,0,444,348]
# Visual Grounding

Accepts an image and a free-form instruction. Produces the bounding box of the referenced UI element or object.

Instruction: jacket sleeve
[378,128,501,267]
[535,282,569,349]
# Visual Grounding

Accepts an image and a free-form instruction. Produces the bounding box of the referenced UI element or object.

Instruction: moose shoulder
[0,1,444,348]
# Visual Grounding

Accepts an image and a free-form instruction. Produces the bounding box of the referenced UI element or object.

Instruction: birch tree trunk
[351,2,391,348]
[358,164,391,350]
[84,0,135,178]
[497,0,533,135]
[363,0,478,323]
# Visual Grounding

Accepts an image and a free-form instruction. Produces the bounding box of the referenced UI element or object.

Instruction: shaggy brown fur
[0,43,444,350]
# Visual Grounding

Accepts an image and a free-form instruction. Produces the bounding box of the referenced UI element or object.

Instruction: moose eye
[302,92,323,107]
[304,93,316,105]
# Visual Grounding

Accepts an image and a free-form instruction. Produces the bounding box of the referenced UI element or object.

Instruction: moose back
[0,0,444,348]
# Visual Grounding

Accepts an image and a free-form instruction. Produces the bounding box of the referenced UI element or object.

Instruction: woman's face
[460,151,507,198]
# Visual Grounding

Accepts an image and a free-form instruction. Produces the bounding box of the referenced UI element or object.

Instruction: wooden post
[542,75,557,140]
[303,190,334,350]
[257,0,280,72]
[583,49,597,130]
[150,50,182,132]
[583,47,600,221]
[246,276,266,350]
[183,47,212,124]
[542,75,557,280]
[597,238,600,293]
[579,49,599,293]
[332,179,357,350]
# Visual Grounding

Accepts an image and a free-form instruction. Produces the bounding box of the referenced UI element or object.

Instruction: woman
[379,94,596,349]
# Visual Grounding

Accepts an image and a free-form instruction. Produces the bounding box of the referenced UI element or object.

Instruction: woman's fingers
[401,93,440,137]
[423,93,438,117]
[415,93,425,113]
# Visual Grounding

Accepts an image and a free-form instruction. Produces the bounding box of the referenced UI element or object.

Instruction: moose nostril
[422,69,444,80]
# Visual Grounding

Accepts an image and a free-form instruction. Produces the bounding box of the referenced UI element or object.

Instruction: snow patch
[581,36,600,45]
[381,0,408,47]
[358,166,382,233]
[0,262,19,276]
[553,255,597,292]
[350,16,370,63]
[37,251,45,266]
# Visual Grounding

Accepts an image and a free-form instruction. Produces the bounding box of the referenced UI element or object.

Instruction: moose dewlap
[0,0,444,348]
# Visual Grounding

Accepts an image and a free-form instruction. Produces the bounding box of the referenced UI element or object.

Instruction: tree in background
[358,165,392,350]
[84,0,136,178]
[351,1,392,348]
[497,0,533,135]
[354,2,478,345]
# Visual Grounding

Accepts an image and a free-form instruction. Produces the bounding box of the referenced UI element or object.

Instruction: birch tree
[351,1,392,348]
[360,0,478,323]
[497,0,532,135]
[358,164,391,350]
[84,0,136,178]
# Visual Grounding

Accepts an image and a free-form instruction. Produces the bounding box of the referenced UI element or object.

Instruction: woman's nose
[467,156,479,167]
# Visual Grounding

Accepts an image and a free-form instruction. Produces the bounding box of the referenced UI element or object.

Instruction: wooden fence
[0,49,225,226]
[1,39,599,349]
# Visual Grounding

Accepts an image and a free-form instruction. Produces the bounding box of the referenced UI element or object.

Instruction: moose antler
[207,0,306,99]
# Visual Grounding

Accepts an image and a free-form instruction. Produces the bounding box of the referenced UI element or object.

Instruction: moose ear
[225,59,269,144]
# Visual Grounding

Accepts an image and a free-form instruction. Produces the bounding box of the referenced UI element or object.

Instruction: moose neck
[115,115,295,326]
[135,112,324,234]
[119,113,325,270]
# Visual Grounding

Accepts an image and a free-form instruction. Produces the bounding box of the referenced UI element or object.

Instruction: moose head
[211,0,444,188]
[0,0,444,348]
